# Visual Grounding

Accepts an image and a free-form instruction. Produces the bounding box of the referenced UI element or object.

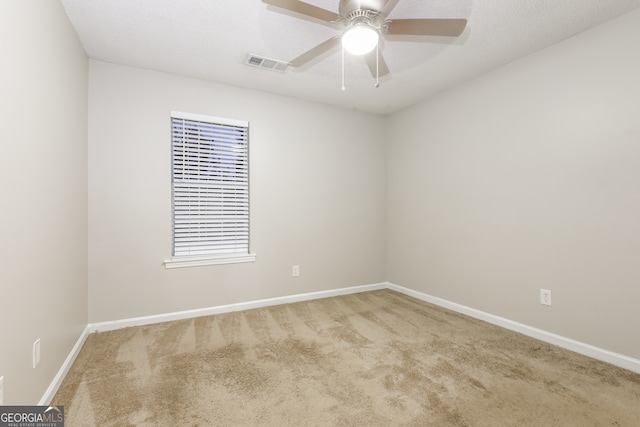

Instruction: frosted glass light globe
[342,24,379,55]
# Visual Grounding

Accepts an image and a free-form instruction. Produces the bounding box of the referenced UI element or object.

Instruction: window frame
[164,111,255,269]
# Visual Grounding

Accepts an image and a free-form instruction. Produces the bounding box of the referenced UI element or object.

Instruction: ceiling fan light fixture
[342,23,379,55]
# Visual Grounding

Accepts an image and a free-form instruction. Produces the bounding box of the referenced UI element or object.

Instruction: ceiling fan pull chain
[375,42,380,88]
[341,44,346,91]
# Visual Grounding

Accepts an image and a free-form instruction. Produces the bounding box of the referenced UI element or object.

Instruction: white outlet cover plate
[540,289,552,306]
[33,339,41,368]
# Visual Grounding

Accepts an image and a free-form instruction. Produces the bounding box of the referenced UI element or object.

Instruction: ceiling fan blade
[364,50,390,78]
[262,0,340,23]
[380,0,401,17]
[289,36,341,67]
[385,18,467,37]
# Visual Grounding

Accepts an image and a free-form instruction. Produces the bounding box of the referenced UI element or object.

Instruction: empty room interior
[2,0,640,424]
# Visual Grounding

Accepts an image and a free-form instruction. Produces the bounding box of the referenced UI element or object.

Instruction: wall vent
[245,54,289,72]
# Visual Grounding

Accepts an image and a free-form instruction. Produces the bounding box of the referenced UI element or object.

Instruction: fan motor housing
[339,0,386,17]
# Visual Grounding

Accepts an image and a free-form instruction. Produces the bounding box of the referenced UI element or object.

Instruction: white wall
[387,9,640,359]
[0,1,88,404]
[88,61,387,323]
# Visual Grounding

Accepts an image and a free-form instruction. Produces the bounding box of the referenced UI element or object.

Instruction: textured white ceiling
[60,0,640,114]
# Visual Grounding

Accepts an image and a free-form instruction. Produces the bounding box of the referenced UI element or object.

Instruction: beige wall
[387,9,640,359]
[88,61,387,323]
[0,1,88,404]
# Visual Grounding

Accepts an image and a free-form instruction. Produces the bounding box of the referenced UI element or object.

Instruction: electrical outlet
[0,376,4,405]
[540,289,552,306]
[292,265,300,277]
[33,339,41,369]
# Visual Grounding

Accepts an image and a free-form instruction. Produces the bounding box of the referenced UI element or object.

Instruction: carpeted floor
[53,290,640,426]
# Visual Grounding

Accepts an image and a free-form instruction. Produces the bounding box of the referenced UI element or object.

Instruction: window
[164,111,255,268]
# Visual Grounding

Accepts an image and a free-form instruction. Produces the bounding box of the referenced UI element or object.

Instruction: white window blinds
[171,112,249,258]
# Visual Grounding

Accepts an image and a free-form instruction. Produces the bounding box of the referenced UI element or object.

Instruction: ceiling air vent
[246,54,289,72]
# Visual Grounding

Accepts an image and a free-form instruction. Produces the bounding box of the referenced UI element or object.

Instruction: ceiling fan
[262,0,467,83]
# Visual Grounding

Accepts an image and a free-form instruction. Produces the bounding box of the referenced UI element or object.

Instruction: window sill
[164,254,256,269]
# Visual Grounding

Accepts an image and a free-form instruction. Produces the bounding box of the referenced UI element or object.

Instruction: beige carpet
[53,290,640,426]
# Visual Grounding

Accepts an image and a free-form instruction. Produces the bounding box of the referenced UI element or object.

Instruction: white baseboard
[39,325,91,405]
[89,282,388,333]
[45,280,639,403]
[386,282,640,375]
